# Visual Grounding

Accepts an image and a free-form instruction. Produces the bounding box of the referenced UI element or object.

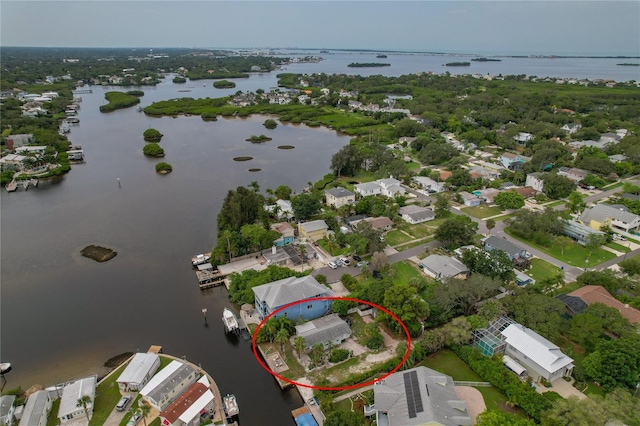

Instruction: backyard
[525,258,563,283]
[391,261,422,285]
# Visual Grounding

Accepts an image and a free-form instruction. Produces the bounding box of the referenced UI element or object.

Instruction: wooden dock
[291,405,311,418]
[196,270,226,289]
[257,346,293,389]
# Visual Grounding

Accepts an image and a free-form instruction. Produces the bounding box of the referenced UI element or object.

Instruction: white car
[328,261,338,269]
[340,257,351,266]
[127,411,142,426]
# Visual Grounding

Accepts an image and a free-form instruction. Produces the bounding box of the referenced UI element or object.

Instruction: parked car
[613,234,626,241]
[335,259,343,267]
[353,255,362,262]
[357,260,369,268]
[127,411,142,426]
[328,261,338,269]
[116,396,131,412]
[340,257,351,266]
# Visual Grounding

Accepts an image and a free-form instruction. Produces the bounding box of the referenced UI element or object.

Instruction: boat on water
[191,252,211,267]
[0,362,11,375]
[222,308,239,334]
[223,394,239,418]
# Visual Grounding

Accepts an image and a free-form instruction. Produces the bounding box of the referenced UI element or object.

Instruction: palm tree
[275,327,290,353]
[298,244,307,265]
[326,233,338,255]
[139,403,151,426]
[76,395,92,422]
[265,317,278,342]
[293,336,306,359]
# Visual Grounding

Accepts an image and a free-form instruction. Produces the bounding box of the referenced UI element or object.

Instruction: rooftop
[581,203,640,225]
[325,186,354,198]
[295,313,351,348]
[252,275,333,309]
[117,352,159,385]
[482,235,526,257]
[421,255,468,279]
[299,220,328,233]
[501,324,573,374]
[18,391,49,426]
[567,285,640,324]
[59,376,97,419]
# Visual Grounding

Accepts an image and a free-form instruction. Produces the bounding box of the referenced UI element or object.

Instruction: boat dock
[257,346,293,389]
[5,178,38,192]
[196,269,226,289]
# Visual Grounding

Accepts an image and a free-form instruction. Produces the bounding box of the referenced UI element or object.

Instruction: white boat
[223,394,239,417]
[191,252,211,267]
[0,362,11,374]
[222,308,239,333]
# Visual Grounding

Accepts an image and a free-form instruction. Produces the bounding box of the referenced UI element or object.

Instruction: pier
[73,89,93,94]
[196,269,227,289]
[257,346,293,390]
[5,178,38,192]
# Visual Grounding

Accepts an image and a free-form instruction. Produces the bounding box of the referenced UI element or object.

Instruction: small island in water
[81,245,117,262]
[348,62,391,68]
[471,57,502,62]
[246,135,273,143]
[444,62,471,67]
[376,54,388,58]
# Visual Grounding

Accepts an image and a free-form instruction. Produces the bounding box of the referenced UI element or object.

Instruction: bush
[143,128,163,142]
[155,162,172,173]
[365,333,384,350]
[264,119,278,129]
[213,80,236,89]
[143,143,165,157]
[126,90,144,97]
[201,112,218,122]
[328,348,350,363]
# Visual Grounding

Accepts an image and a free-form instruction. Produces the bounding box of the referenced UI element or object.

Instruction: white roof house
[354,177,405,198]
[501,324,573,382]
[421,255,468,280]
[398,205,435,224]
[354,182,383,197]
[116,352,161,392]
[58,376,97,424]
[140,360,199,411]
[18,390,51,426]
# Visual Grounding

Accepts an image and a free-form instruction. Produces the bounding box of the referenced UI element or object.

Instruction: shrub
[328,348,350,363]
[143,128,163,142]
[201,112,218,122]
[365,333,384,350]
[155,162,172,173]
[264,119,278,129]
[143,143,165,157]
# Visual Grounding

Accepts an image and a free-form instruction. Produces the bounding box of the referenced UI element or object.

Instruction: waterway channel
[0,78,350,425]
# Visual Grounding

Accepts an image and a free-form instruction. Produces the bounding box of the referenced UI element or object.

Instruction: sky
[1,1,639,56]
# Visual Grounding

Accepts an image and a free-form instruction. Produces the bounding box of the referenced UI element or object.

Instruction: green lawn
[46,399,61,426]
[493,212,519,222]
[385,230,414,246]
[607,241,631,252]
[317,239,350,256]
[461,205,504,219]
[602,181,624,190]
[392,261,422,285]
[91,364,129,426]
[543,201,565,208]
[525,259,562,283]
[406,161,421,171]
[419,349,525,416]
[504,228,617,267]
[399,219,444,239]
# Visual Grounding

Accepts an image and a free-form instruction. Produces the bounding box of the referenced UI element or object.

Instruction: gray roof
[407,209,435,222]
[0,395,15,419]
[18,391,49,426]
[144,363,197,404]
[398,205,426,215]
[581,203,640,225]
[295,314,351,348]
[354,182,381,193]
[299,220,328,233]
[253,275,333,309]
[326,187,354,198]
[117,352,159,385]
[374,366,471,426]
[58,376,96,419]
[482,236,526,257]
[422,255,468,279]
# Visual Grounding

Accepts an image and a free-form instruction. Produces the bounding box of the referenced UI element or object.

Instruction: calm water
[0,52,636,424]
[0,82,349,425]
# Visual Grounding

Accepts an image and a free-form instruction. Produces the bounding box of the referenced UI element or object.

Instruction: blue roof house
[252,276,334,321]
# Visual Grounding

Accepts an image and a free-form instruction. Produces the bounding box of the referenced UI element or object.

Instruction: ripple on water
[233,156,253,162]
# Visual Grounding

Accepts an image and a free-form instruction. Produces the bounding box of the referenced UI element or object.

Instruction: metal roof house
[18,390,52,426]
[562,219,605,245]
[58,375,97,424]
[159,376,214,426]
[0,395,16,426]
[294,313,352,350]
[298,220,329,242]
[581,203,640,233]
[116,352,161,392]
[501,324,574,382]
[252,275,334,321]
[140,360,198,411]
[421,255,469,280]
[481,236,528,260]
[372,366,471,426]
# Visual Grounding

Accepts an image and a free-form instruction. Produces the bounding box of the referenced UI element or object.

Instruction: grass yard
[317,239,350,257]
[348,313,368,342]
[396,238,434,251]
[399,219,444,239]
[385,230,414,246]
[461,205,504,219]
[607,241,631,252]
[602,181,624,190]
[392,261,422,285]
[525,259,562,283]
[419,350,525,417]
[504,228,617,267]
[406,161,421,171]
[544,201,565,208]
[493,212,519,222]
[46,399,61,426]
[90,363,129,426]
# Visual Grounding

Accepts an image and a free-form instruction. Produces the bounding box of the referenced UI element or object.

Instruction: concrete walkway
[535,377,586,400]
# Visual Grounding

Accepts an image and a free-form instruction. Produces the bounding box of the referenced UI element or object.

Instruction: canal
[0,76,350,425]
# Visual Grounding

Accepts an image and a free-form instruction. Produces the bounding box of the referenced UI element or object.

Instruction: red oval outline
[251,296,411,391]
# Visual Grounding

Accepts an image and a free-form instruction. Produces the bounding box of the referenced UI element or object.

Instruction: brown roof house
[562,285,640,325]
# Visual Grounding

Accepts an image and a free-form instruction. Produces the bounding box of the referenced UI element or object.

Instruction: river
[0,51,636,424]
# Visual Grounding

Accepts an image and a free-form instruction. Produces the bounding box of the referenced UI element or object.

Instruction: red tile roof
[568,285,640,324]
[159,383,208,424]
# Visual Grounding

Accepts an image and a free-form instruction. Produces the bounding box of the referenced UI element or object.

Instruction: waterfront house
[421,255,468,280]
[0,395,16,426]
[580,203,640,233]
[4,134,34,150]
[294,313,352,350]
[58,376,97,424]
[559,285,640,325]
[525,173,545,192]
[252,275,333,321]
[482,236,528,261]
[15,146,47,156]
[371,366,471,426]
[501,324,574,382]
[271,222,295,247]
[353,177,405,198]
[116,352,160,392]
[298,220,328,242]
[398,205,435,224]
[265,199,293,221]
[325,187,355,208]
[459,191,482,207]
[140,360,198,412]
[0,154,27,171]
[18,390,51,426]
[353,182,382,197]
[159,376,214,426]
